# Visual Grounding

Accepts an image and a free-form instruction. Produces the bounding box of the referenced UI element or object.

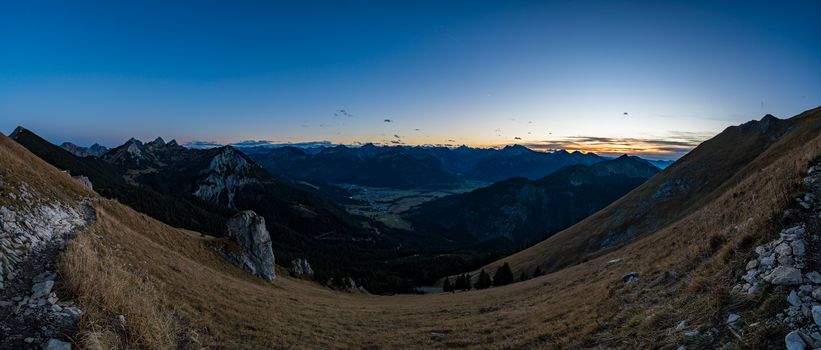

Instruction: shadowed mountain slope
[406,156,659,245]
[477,108,821,277]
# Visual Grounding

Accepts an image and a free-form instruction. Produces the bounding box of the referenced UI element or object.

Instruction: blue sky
[1,0,819,159]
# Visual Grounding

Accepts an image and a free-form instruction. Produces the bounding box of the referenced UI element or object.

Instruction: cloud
[514,137,522,140]
[335,109,354,118]
[384,119,393,123]
[393,134,401,139]
[183,140,223,149]
[520,131,715,160]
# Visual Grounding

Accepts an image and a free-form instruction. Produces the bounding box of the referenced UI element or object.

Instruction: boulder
[63,306,82,320]
[789,290,801,307]
[775,242,793,256]
[31,280,54,300]
[786,330,807,350]
[742,269,758,284]
[759,255,776,268]
[807,271,821,284]
[622,272,639,284]
[290,258,314,278]
[224,211,276,281]
[769,266,803,285]
[791,240,806,256]
[813,305,821,326]
[43,339,72,350]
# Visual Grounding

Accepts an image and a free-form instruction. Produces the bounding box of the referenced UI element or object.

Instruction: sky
[1,1,820,159]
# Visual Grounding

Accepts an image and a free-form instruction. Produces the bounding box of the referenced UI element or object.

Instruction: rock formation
[0,177,92,348]
[290,258,314,278]
[731,162,821,348]
[193,147,258,209]
[72,176,93,190]
[220,211,276,281]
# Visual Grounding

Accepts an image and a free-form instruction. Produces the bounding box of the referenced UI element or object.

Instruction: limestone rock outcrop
[290,258,314,278]
[220,210,276,281]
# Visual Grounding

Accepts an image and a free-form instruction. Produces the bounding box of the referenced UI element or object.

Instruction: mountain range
[15,126,661,293]
[406,155,660,245]
[1,107,819,349]
[245,143,605,188]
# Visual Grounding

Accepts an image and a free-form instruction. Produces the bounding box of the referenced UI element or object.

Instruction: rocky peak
[220,211,276,281]
[9,126,27,138]
[60,142,109,158]
[125,137,143,147]
[125,142,142,157]
[167,139,179,147]
[192,146,258,209]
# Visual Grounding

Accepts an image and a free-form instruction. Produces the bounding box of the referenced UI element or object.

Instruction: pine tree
[453,275,464,291]
[519,271,529,282]
[463,273,472,290]
[533,266,545,277]
[492,263,514,286]
[476,269,492,289]
[442,277,452,292]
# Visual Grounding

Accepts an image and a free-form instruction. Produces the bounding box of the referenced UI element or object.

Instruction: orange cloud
[520,131,715,159]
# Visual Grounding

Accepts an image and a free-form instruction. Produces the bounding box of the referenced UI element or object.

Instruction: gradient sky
[1,0,820,159]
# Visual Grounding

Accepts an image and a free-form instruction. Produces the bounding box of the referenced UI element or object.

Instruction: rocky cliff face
[194,147,258,209]
[220,210,275,281]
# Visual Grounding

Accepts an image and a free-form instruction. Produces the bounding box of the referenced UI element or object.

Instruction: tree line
[442,263,546,292]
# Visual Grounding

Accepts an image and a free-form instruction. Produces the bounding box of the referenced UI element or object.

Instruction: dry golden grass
[2,107,820,349]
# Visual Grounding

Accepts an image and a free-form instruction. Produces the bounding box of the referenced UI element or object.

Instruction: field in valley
[340,180,489,230]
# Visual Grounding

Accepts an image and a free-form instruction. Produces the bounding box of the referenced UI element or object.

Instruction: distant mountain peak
[501,144,533,155]
[59,140,110,158]
[150,137,166,145]
[126,137,143,147]
[10,126,27,138]
[167,139,179,146]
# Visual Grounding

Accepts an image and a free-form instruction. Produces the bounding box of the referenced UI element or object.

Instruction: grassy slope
[477,109,821,279]
[2,107,820,349]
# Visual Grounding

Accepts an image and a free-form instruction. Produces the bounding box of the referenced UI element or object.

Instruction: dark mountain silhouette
[245,143,605,187]
[406,156,659,245]
[59,142,109,157]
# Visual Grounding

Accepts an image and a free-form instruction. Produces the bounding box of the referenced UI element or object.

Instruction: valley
[3,2,819,348]
[339,180,489,230]
[0,108,819,349]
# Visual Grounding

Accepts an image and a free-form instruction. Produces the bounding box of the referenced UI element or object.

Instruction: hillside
[1,107,819,349]
[9,129,501,293]
[477,111,821,278]
[406,155,659,245]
